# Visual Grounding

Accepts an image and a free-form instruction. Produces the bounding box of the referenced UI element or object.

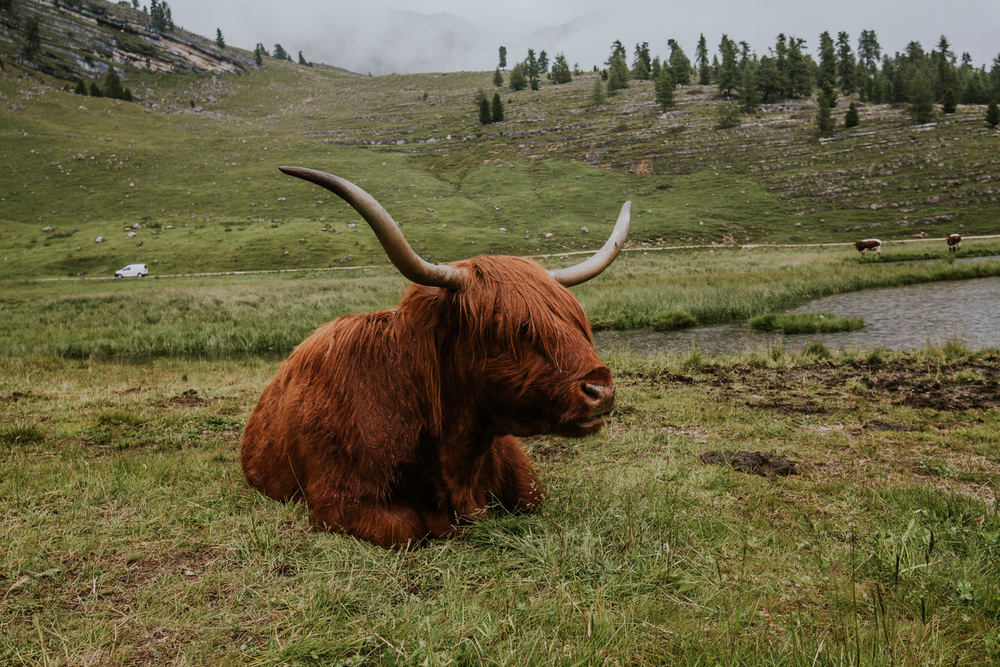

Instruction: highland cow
[241,167,630,548]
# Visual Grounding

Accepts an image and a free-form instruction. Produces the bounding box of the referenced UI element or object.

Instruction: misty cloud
[166,0,999,76]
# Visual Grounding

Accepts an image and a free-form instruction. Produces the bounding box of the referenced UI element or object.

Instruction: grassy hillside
[2,50,999,281]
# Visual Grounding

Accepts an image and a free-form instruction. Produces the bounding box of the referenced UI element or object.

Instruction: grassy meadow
[2,42,1000,666]
[3,345,999,665]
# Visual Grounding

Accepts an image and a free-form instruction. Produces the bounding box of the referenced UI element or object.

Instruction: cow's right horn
[279,166,467,290]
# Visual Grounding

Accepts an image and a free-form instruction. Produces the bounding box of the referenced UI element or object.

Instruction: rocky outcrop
[0,0,256,83]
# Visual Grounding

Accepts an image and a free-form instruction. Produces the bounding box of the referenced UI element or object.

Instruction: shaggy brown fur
[241,256,616,548]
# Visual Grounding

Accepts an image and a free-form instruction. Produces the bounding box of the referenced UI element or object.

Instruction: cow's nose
[582,380,615,413]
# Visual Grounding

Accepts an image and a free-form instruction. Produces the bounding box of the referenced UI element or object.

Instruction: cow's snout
[580,368,615,415]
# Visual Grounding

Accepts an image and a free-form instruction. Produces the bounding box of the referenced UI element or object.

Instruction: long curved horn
[549,201,631,287]
[279,166,466,290]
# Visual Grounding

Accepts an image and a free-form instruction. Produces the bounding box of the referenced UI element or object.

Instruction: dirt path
[16,235,1000,283]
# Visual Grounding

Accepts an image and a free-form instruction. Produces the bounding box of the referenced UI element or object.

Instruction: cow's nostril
[582,382,614,403]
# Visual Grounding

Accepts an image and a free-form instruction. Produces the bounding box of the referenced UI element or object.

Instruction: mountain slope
[0,0,256,84]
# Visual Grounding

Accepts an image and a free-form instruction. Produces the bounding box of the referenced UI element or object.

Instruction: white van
[115,263,148,278]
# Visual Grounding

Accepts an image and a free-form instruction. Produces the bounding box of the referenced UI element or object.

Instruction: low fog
[164,0,998,75]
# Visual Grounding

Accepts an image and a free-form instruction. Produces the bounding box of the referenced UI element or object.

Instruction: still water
[594,274,1000,357]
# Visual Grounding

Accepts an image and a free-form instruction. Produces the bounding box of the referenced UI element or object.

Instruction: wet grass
[2,245,999,359]
[2,347,998,664]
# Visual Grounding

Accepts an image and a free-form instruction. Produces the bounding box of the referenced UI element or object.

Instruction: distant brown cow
[947,234,962,252]
[854,238,882,255]
[241,167,630,548]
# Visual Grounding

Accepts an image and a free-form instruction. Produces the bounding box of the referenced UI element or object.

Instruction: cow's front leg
[306,488,431,550]
[483,435,546,513]
[436,443,491,525]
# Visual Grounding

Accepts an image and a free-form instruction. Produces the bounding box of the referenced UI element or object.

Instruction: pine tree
[526,50,539,81]
[273,44,289,61]
[695,34,710,85]
[740,60,760,111]
[668,39,692,85]
[908,68,935,123]
[941,87,957,113]
[591,77,606,106]
[493,68,503,87]
[491,93,504,122]
[786,36,812,98]
[845,101,860,127]
[756,56,781,103]
[23,17,41,58]
[934,35,956,101]
[986,99,1000,127]
[215,29,225,49]
[74,79,87,95]
[773,34,790,98]
[89,82,103,97]
[857,30,881,74]
[298,51,310,66]
[632,42,651,80]
[654,65,675,111]
[149,0,172,31]
[817,31,838,106]
[716,35,739,97]
[498,46,507,70]
[550,54,572,84]
[508,64,527,91]
[103,67,125,100]
[607,49,630,94]
[478,97,492,125]
[538,51,549,74]
[836,32,857,96]
[815,90,835,137]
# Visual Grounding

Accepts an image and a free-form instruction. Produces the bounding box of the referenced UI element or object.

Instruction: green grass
[2,348,998,664]
[748,311,865,334]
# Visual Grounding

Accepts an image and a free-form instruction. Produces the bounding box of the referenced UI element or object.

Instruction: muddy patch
[701,451,798,478]
[151,389,214,409]
[643,355,1000,414]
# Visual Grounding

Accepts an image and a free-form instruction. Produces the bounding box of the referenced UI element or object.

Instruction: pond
[594,274,1000,357]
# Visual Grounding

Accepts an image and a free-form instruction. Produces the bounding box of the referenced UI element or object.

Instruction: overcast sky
[162,0,998,75]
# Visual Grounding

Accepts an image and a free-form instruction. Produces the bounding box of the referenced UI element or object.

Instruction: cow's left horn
[548,201,631,287]
[279,166,466,290]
